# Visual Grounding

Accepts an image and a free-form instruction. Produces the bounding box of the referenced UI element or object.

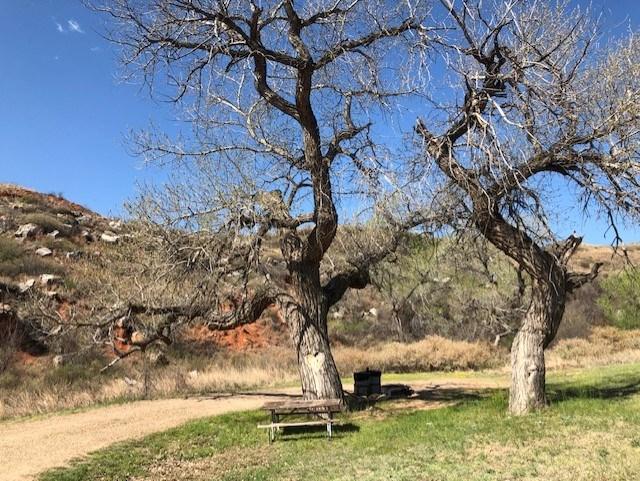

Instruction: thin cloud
[55,22,64,33]
[67,19,84,34]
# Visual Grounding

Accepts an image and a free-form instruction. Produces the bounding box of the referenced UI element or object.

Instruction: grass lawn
[40,363,640,481]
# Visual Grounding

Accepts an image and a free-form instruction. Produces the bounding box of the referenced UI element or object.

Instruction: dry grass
[548,326,640,369]
[334,336,504,373]
[3,327,640,420]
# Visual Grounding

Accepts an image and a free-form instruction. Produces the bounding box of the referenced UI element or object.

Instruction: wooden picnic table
[258,398,342,442]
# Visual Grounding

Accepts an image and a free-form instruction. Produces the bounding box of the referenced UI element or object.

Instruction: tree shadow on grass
[548,375,640,404]
[412,385,498,403]
[271,423,360,442]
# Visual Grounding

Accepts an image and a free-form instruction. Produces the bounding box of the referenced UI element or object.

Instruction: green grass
[40,363,640,481]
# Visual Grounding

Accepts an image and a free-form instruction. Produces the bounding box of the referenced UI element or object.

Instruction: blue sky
[0,0,638,243]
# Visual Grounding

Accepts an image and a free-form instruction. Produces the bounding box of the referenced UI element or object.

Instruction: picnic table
[258,398,342,442]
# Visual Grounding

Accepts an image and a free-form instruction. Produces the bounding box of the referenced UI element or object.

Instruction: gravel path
[0,393,294,481]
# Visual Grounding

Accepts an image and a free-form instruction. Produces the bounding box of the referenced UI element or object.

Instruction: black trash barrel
[353,368,382,396]
[353,370,370,396]
[367,369,382,395]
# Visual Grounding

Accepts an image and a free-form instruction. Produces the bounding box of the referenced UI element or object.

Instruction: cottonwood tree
[93,0,433,400]
[413,0,640,413]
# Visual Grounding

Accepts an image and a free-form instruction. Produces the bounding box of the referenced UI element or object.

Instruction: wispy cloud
[67,19,84,33]
[90,46,101,52]
[55,22,64,33]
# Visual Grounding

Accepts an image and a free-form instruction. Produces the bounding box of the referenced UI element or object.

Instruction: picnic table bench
[258,398,342,442]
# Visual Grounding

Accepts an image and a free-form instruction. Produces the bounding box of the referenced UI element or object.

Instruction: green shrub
[0,237,65,278]
[21,213,71,236]
[0,237,23,263]
[598,270,640,329]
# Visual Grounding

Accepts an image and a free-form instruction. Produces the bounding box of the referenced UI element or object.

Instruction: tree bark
[473,211,595,415]
[278,260,343,400]
[509,277,565,414]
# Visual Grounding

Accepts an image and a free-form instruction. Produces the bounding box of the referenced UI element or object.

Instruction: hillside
[2,185,640,419]
[0,185,288,363]
[1,184,638,363]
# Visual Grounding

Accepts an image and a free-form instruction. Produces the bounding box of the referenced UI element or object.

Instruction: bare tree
[413,0,640,413]
[92,0,433,400]
[372,234,526,343]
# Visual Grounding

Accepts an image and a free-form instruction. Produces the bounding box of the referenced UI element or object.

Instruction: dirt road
[0,378,504,481]
[0,393,294,481]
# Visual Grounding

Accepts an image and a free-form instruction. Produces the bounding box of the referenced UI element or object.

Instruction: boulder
[15,223,43,239]
[108,220,123,230]
[18,278,36,293]
[35,247,53,257]
[40,274,62,286]
[47,230,60,239]
[130,331,146,344]
[52,355,65,367]
[81,230,94,242]
[100,232,120,244]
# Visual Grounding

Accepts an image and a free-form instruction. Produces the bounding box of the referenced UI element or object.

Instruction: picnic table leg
[270,410,276,443]
[327,411,333,439]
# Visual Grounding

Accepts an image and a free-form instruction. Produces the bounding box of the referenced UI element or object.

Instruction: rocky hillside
[0,184,638,366]
[0,185,287,365]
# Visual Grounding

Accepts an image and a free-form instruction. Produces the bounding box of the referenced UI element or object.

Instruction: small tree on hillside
[413,0,640,413]
[93,0,434,400]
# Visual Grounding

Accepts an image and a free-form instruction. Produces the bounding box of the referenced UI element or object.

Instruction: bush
[0,237,65,278]
[598,270,640,329]
[334,336,504,374]
[21,213,71,236]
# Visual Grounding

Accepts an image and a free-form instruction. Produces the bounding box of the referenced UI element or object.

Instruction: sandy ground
[0,379,505,481]
[0,393,297,481]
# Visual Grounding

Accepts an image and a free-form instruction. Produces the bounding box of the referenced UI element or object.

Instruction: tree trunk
[279,264,344,400]
[509,277,566,415]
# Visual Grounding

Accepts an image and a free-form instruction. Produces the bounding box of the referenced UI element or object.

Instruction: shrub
[598,270,640,329]
[21,213,72,236]
[0,237,23,263]
[0,237,65,278]
[334,336,504,374]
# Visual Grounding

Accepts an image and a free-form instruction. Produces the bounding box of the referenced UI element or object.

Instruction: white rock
[18,278,36,293]
[101,232,120,243]
[108,220,123,230]
[40,274,62,286]
[35,247,53,257]
[65,251,80,260]
[47,230,60,239]
[52,355,65,367]
[0,304,12,315]
[81,230,94,242]
[368,307,379,319]
[15,223,42,238]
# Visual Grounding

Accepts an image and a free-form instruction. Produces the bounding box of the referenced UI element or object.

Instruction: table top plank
[262,398,342,411]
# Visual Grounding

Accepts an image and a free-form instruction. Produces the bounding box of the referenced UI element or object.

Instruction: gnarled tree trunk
[509,276,566,414]
[476,210,601,415]
[278,259,343,400]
